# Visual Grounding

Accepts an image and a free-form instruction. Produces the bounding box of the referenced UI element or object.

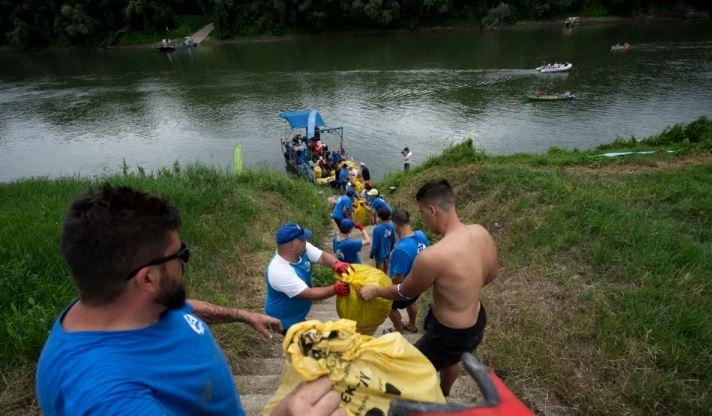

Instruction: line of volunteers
[37,178,497,415]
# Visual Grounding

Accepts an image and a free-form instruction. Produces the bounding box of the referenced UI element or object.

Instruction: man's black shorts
[391,295,419,310]
[414,304,486,371]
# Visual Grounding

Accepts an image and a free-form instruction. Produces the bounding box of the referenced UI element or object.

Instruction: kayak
[536,63,573,73]
[525,94,576,101]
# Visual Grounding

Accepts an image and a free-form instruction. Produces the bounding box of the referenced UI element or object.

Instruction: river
[1,19,711,182]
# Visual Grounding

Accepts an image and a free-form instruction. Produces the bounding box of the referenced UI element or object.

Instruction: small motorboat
[536,63,573,73]
[610,43,631,52]
[525,91,576,101]
[156,38,176,52]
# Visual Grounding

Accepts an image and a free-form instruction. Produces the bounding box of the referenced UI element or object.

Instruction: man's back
[37,302,242,416]
[419,224,496,329]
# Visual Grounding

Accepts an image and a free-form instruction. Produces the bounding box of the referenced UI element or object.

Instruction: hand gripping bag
[263,319,445,416]
[352,200,372,226]
[337,264,392,335]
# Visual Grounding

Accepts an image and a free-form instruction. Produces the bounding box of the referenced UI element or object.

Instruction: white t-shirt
[403,150,413,164]
[266,242,323,298]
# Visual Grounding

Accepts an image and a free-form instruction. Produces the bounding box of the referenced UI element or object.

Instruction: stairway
[234,225,483,415]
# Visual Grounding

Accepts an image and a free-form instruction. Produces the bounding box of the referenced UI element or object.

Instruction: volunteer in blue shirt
[36,185,345,416]
[384,208,429,333]
[337,163,349,192]
[264,223,351,332]
[370,207,396,274]
[331,188,355,226]
[333,219,371,264]
[366,189,392,224]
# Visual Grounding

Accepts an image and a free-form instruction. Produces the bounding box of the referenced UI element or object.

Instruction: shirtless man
[359,179,497,396]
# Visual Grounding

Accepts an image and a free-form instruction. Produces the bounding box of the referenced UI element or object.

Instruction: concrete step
[239,393,271,416]
[306,311,339,322]
[234,374,280,395]
[310,303,337,314]
[236,357,284,376]
[249,338,285,358]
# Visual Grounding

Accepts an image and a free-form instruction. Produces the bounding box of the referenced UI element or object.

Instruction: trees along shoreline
[1,1,709,50]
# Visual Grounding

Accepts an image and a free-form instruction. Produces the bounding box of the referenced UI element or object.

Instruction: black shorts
[391,295,419,310]
[414,304,486,371]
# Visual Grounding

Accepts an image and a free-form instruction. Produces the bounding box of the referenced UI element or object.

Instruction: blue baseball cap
[276,223,312,245]
[345,188,355,198]
[339,219,355,233]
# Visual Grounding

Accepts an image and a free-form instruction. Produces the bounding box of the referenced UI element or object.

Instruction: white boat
[536,63,573,73]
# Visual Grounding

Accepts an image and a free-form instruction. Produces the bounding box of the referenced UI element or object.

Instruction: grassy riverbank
[383,116,712,415]
[1,117,711,415]
[0,165,330,414]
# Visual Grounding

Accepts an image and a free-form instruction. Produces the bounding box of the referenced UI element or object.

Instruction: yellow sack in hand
[337,264,392,335]
[264,319,445,416]
[352,200,372,226]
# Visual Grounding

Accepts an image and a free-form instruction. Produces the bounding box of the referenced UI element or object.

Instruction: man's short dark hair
[416,179,455,210]
[391,208,410,226]
[377,207,391,222]
[61,184,181,305]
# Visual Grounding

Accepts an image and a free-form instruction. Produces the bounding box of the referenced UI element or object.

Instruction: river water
[1,20,711,182]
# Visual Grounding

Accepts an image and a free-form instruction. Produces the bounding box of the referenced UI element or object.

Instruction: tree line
[1,0,709,50]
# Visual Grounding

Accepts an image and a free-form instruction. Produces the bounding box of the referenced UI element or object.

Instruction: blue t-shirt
[370,222,396,262]
[389,231,430,278]
[333,236,363,264]
[36,302,243,416]
[370,197,392,215]
[264,252,314,331]
[338,169,349,184]
[332,195,353,221]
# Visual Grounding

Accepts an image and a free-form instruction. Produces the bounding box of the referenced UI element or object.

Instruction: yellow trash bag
[352,177,365,194]
[337,264,392,335]
[263,319,445,416]
[352,200,372,226]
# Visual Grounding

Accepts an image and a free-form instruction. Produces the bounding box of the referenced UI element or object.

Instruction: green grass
[0,163,329,414]
[376,116,712,415]
[2,117,711,415]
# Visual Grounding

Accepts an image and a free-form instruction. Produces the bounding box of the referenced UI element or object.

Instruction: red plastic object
[388,353,534,416]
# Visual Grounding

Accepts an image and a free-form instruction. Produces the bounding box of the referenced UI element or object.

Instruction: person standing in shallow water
[402,147,413,171]
[359,179,498,397]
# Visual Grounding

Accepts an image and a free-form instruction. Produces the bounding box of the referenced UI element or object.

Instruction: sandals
[382,327,402,335]
[403,322,418,333]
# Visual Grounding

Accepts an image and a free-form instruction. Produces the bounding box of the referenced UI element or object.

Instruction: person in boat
[533,90,541,97]
[333,219,371,265]
[331,149,342,166]
[359,162,371,187]
[624,42,629,48]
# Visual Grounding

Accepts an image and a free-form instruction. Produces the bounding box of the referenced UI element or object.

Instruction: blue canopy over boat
[279,109,326,139]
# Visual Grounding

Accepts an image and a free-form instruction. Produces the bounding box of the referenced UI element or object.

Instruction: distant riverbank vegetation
[2,0,710,50]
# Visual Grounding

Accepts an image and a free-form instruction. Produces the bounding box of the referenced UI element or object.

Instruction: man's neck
[440,211,464,236]
[399,226,415,239]
[277,248,300,263]
[63,297,164,332]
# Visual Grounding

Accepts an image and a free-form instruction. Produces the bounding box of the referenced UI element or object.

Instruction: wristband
[396,283,413,300]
